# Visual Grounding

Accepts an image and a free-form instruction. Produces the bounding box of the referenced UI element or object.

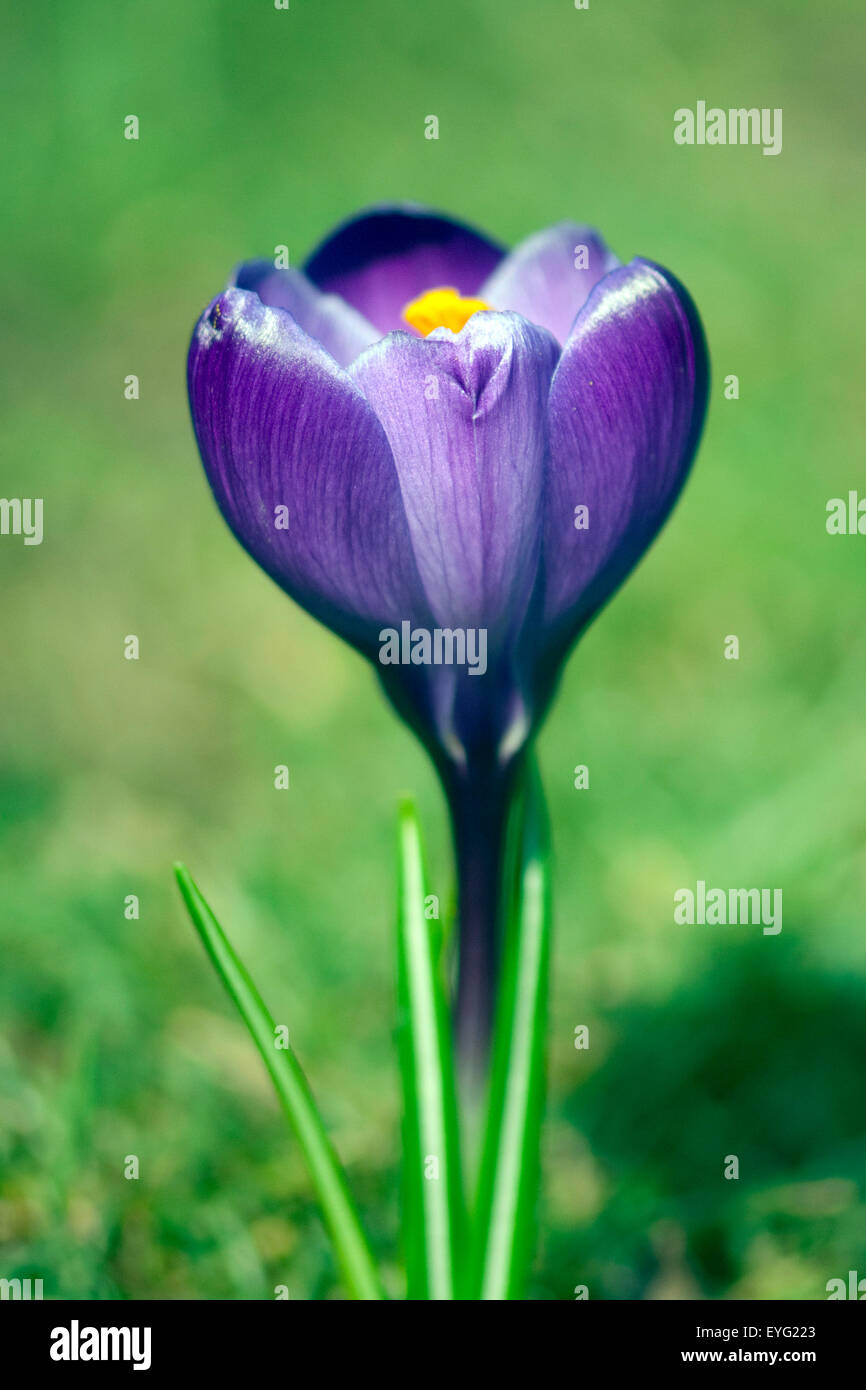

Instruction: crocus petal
[351,311,559,642]
[232,260,379,368]
[542,258,709,647]
[188,288,430,655]
[480,222,620,345]
[351,310,560,764]
[304,204,504,335]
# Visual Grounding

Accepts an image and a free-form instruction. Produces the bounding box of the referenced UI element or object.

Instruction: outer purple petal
[480,222,620,345]
[350,311,559,640]
[231,261,379,368]
[541,258,709,649]
[188,288,429,654]
[304,204,504,336]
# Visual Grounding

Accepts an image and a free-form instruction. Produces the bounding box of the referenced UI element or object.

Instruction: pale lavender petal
[188,288,429,654]
[305,204,503,335]
[481,222,619,345]
[351,309,559,762]
[232,260,379,367]
[351,310,559,641]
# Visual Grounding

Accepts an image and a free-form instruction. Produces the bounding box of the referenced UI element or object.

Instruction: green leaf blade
[396,802,464,1300]
[471,762,551,1300]
[174,863,384,1301]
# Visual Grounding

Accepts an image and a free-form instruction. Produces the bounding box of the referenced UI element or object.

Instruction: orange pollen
[402,285,492,336]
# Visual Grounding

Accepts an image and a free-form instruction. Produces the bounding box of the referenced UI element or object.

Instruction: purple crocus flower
[188,204,708,1072]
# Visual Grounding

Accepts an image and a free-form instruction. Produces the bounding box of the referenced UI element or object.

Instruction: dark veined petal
[350,310,559,643]
[480,222,620,345]
[305,204,504,336]
[188,288,430,655]
[232,260,379,368]
[542,258,709,649]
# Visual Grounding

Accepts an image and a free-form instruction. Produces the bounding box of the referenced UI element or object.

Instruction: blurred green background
[1,0,864,1300]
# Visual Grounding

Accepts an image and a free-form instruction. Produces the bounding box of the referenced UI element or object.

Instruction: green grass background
[1,0,864,1299]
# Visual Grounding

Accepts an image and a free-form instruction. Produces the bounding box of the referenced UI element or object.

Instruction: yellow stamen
[402,285,492,336]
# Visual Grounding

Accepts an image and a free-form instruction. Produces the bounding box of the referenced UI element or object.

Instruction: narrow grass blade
[470,760,551,1300]
[174,863,384,1301]
[396,801,464,1300]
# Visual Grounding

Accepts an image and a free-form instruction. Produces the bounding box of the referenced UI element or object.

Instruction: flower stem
[446,755,525,1093]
